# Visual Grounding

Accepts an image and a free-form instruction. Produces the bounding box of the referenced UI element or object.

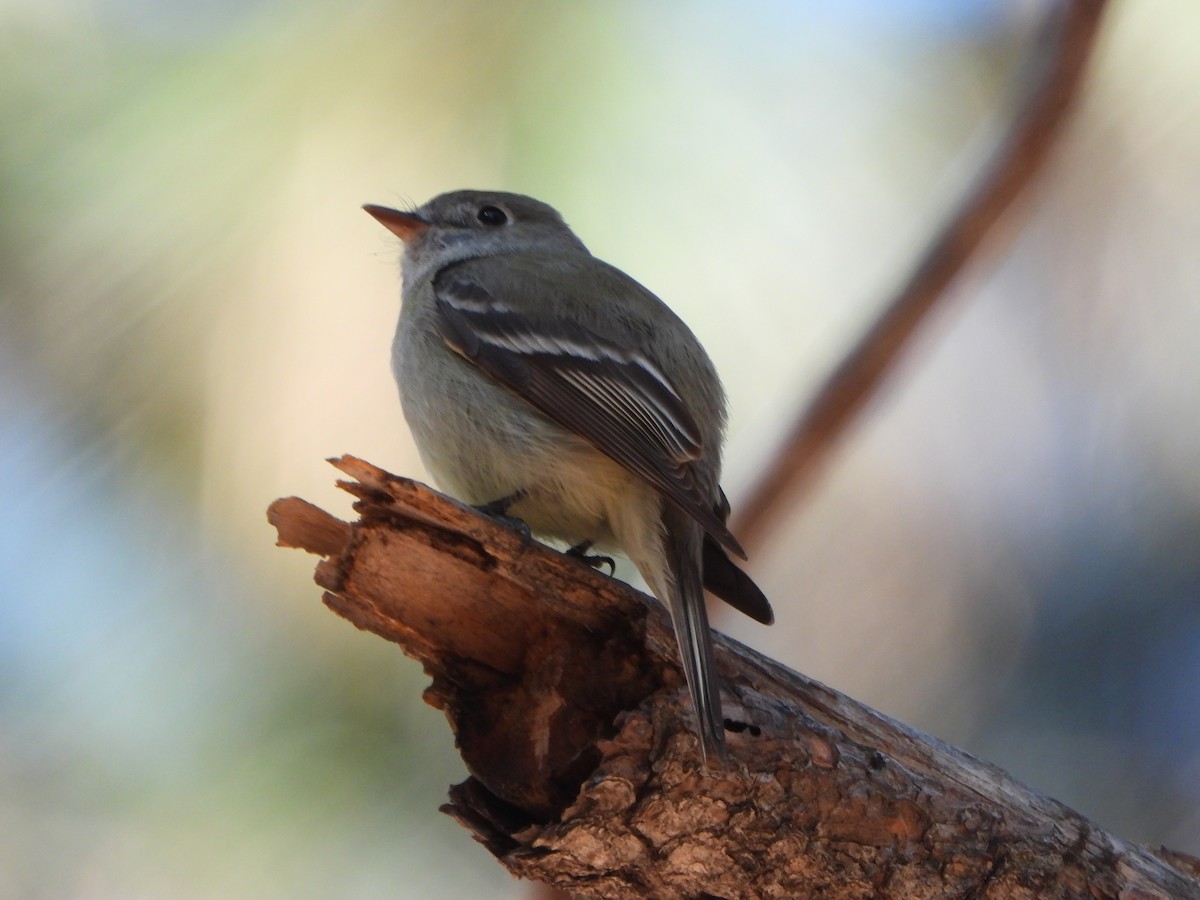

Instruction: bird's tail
[658,510,727,766]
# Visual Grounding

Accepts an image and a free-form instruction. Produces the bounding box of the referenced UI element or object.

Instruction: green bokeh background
[3,1,1199,896]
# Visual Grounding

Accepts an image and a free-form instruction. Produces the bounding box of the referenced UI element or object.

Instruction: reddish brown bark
[268,456,1200,899]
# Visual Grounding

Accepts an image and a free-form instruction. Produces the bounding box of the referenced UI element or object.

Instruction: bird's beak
[363,204,430,242]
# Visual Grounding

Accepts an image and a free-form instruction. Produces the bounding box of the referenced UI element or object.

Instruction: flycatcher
[365,190,772,764]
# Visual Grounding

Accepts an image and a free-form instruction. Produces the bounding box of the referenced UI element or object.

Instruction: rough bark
[268,456,1200,899]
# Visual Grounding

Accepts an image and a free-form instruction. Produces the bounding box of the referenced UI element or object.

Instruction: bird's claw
[474,491,532,544]
[566,541,616,576]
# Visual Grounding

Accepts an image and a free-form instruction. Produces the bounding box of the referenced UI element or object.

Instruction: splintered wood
[268,457,1200,898]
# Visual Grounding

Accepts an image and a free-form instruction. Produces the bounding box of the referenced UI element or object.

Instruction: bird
[364,190,772,764]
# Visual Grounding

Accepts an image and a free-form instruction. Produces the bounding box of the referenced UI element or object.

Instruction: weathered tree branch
[735,0,1108,549]
[268,456,1200,899]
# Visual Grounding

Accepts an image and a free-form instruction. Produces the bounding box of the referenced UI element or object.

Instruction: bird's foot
[473,490,532,543]
[565,540,616,576]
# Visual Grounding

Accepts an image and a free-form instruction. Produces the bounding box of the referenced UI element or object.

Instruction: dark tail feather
[703,535,774,625]
[663,514,728,765]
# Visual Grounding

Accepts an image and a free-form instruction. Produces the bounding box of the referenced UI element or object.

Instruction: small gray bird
[364,190,772,764]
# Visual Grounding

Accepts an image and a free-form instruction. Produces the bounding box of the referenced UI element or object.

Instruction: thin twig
[733,0,1108,549]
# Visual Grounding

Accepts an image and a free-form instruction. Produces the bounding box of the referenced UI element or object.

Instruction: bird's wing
[702,536,774,624]
[432,264,744,559]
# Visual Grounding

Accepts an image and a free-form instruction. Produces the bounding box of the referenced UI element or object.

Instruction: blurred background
[3,0,1199,896]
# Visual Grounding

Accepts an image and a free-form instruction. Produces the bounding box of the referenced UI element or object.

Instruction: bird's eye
[477,205,508,226]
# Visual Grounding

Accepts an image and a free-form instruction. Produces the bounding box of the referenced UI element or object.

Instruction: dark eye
[477,205,508,226]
